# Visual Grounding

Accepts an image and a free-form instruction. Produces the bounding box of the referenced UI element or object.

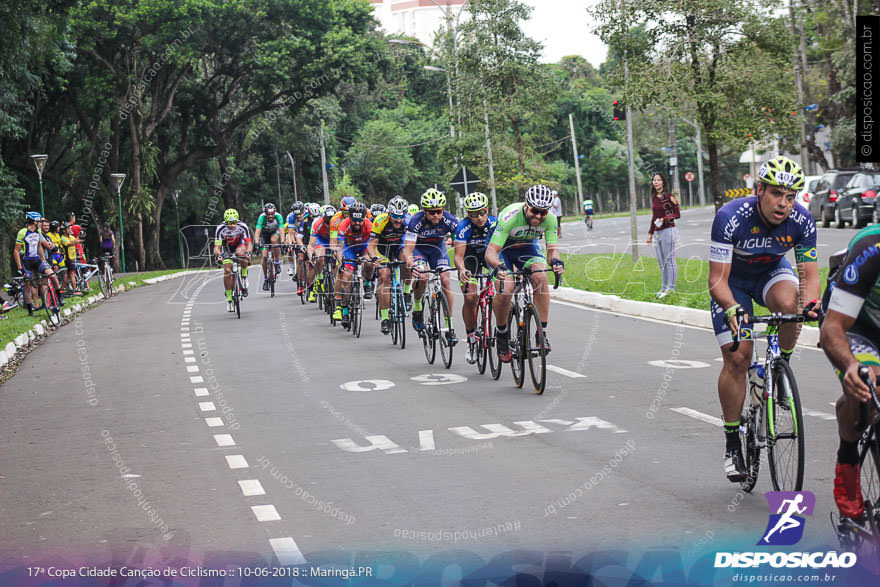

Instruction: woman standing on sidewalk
[646,173,680,299]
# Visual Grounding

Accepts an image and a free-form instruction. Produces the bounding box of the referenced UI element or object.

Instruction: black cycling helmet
[49,220,61,230]
[349,202,367,222]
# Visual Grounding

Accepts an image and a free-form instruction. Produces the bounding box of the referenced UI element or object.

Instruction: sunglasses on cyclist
[390,213,405,220]
[468,209,489,218]
[529,207,549,217]
[425,208,444,216]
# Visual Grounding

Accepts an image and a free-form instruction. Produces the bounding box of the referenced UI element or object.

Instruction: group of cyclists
[10,212,115,317]
[213,184,565,364]
[708,155,880,534]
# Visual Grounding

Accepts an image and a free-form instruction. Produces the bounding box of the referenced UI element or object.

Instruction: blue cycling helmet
[26,211,42,223]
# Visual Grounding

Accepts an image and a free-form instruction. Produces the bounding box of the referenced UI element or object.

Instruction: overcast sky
[520,0,607,66]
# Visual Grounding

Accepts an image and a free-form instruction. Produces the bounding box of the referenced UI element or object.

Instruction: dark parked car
[835,171,880,228]
[808,170,859,228]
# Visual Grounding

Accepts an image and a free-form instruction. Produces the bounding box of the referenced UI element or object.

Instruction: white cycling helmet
[307,203,321,217]
[388,196,408,216]
[525,184,554,210]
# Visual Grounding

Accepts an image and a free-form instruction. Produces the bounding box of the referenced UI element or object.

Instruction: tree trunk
[147,186,167,269]
[708,137,724,211]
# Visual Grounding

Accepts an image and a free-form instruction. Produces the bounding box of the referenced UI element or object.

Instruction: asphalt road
[0,266,853,578]
[560,205,858,267]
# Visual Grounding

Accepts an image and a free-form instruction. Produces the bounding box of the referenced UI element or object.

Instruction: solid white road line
[238,480,266,497]
[226,455,249,469]
[269,537,307,565]
[214,434,235,447]
[671,407,723,427]
[251,505,281,522]
[547,365,586,378]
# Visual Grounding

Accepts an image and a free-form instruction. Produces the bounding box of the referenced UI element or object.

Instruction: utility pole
[669,117,680,199]
[285,151,298,206]
[569,113,584,205]
[320,120,330,204]
[274,150,282,204]
[624,58,638,261]
[483,96,498,216]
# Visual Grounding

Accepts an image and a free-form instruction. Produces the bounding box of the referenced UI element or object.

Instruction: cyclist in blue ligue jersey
[453,192,497,364]
[708,156,820,482]
[403,188,459,342]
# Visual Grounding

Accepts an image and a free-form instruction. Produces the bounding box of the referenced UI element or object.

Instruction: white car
[797,175,822,209]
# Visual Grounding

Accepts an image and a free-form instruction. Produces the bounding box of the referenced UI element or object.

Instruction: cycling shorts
[376,243,403,263]
[260,230,281,246]
[412,244,450,270]
[342,243,368,270]
[710,259,799,347]
[498,242,545,272]
[312,234,331,250]
[22,257,50,277]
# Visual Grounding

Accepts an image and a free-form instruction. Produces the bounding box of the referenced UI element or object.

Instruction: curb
[551,286,820,349]
[0,270,204,373]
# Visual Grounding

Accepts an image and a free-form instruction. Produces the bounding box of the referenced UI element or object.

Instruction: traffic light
[612,100,625,121]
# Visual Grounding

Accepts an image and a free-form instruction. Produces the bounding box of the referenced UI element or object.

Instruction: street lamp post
[30,154,48,217]
[110,173,127,272]
[173,189,183,268]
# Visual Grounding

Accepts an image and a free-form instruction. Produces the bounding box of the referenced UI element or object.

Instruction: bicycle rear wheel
[107,267,116,296]
[98,266,109,298]
[422,296,436,365]
[508,306,525,388]
[859,428,880,540]
[44,283,62,327]
[739,408,761,492]
[352,282,363,338]
[524,303,547,394]
[395,287,406,349]
[297,260,308,305]
[437,291,452,369]
[767,359,805,491]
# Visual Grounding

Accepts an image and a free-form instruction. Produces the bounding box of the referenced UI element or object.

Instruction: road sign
[449,167,482,198]
[685,171,695,182]
[725,188,750,199]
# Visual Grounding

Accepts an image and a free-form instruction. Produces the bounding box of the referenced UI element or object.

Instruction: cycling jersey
[61,235,77,261]
[255,212,284,234]
[311,217,332,243]
[825,225,880,344]
[489,203,558,249]
[214,221,252,249]
[337,218,373,248]
[371,213,407,245]
[16,227,43,259]
[583,200,594,214]
[709,197,817,279]
[405,210,458,246]
[454,215,498,252]
[329,211,346,240]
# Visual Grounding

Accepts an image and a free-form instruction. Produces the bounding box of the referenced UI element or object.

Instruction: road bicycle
[218,252,248,319]
[384,260,408,349]
[415,266,455,369]
[584,215,593,231]
[75,260,100,294]
[500,267,560,394]
[316,253,337,324]
[291,244,310,304]
[29,270,63,327]
[833,366,880,554]
[4,277,25,307]
[730,308,807,492]
[259,243,285,297]
[465,273,501,379]
[342,257,368,338]
[96,255,116,298]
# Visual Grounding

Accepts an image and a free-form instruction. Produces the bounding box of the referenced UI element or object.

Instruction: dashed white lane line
[238,480,266,497]
[269,537,307,565]
[185,357,197,363]
[206,417,224,427]
[187,365,200,372]
[547,365,586,378]
[199,402,216,412]
[226,455,249,469]
[181,343,192,348]
[251,505,281,522]
[671,407,723,427]
[183,349,194,355]
[802,408,836,421]
[190,376,204,383]
[214,434,235,447]
[194,387,210,397]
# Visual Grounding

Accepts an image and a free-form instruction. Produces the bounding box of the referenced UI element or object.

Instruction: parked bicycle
[500,267,560,394]
[29,271,63,327]
[96,254,116,298]
[415,266,456,369]
[730,308,807,492]
[75,260,100,294]
[833,366,880,553]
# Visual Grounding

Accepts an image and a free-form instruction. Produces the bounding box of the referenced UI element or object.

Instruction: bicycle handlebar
[497,267,561,294]
[729,307,806,353]
[856,366,880,430]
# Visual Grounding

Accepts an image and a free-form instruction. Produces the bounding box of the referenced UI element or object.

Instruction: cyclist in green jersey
[254,202,285,291]
[485,185,565,361]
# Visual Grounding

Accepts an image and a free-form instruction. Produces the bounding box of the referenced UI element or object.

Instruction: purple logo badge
[759,491,815,546]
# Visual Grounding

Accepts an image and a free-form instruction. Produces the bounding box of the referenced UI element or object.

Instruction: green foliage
[330,172,362,203]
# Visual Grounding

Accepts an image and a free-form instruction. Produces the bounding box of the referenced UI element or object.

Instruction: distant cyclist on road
[820,223,880,521]
[285,201,306,276]
[331,202,372,327]
[253,202,284,291]
[583,199,594,230]
[453,192,497,363]
[213,209,252,312]
[708,156,819,482]
[485,184,564,361]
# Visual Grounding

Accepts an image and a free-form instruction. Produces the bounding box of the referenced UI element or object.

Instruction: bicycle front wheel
[739,407,760,493]
[859,427,880,539]
[44,285,62,327]
[107,268,116,296]
[396,288,406,349]
[422,296,436,365]
[508,306,525,388]
[233,272,241,319]
[98,267,109,298]
[352,282,363,338]
[476,300,490,375]
[437,291,452,369]
[767,359,805,491]
[524,303,547,394]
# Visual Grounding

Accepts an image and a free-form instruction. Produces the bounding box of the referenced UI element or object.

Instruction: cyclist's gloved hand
[550,258,565,273]
[724,304,746,337]
[802,298,820,320]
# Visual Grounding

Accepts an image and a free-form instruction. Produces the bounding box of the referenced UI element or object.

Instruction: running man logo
[758,491,815,546]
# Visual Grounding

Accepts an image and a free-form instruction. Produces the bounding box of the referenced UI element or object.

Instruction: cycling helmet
[388,196,408,216]
[223,208,239,222]
[291,201,305,214]
[322,205,337,219]
[348,202,367,222]
[758,156,805,191]
[264,202,276,214]
[420,188,446,209]
[340,195,357,211]
[26,211,42,222]
[49,220,61,230]
[525,184,554,210]
[464,191,489,211]
[307,203,321,217]
[408,204,419,215]
[370,203,387,216]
